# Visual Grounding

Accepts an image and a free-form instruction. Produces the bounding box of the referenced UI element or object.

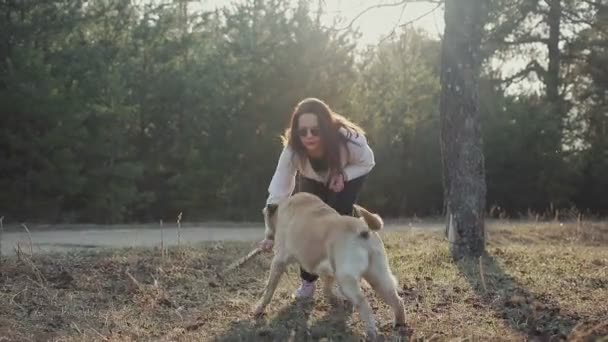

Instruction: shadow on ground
[210,294,411,342]
[209,299,361,341]
[457,252,593,341]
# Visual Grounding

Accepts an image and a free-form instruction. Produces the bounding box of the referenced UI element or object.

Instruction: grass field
[0,221,607,341]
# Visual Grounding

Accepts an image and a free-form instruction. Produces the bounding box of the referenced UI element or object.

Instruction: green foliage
[0,0,606,223]
[480,83,580,215]
[346,29,443,217]
[567,2,608,214]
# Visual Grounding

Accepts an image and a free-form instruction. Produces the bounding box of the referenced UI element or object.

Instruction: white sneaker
[293,280,316,299]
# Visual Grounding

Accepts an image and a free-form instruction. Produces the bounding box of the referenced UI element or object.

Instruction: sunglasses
[297,127,320,137]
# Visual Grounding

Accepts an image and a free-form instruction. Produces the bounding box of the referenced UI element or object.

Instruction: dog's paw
[326,293,351,312]
[329,297,346,308]
[330,287,349,303]
[394,323,412,338]
[341,301,355,314]
[325,291,342,306]
[395,323,412,335]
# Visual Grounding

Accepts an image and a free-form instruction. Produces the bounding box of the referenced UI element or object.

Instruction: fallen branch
[71,322,83,335]
[84,323,109,341]
[215,247,263,281]
[125,270,142,292]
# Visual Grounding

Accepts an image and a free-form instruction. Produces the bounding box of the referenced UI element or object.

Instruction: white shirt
[266,128,375,204]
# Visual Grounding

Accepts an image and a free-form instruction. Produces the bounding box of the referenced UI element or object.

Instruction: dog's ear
[354,204,383,231]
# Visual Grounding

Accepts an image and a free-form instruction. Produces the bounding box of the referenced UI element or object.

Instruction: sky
[190,0,535,93]
[197,0,445,47]
[318,0,445,43]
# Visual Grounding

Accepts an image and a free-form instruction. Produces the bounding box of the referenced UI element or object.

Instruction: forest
[1,0,606,224]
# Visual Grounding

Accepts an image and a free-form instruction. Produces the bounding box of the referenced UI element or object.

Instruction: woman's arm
[342,133,375,181]
[266,146,297,204]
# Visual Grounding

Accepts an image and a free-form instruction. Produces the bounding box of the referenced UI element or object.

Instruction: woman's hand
[329,173,345,192]
[258,238,274,252]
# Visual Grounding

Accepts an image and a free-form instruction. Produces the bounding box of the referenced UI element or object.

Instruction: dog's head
[353,204,384,231]
[262,203,279,240]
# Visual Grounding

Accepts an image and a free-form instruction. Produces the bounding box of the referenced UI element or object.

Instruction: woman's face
[297,113,322,154]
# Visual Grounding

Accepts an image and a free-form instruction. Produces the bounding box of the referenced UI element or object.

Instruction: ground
[0,221,606,341]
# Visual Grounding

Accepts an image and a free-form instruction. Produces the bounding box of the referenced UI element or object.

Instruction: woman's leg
[293,176,327,295]
[293,175,368,299]
[295,176,329,201]
[330,175,367,216]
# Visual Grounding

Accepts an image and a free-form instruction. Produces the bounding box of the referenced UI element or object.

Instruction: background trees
[1,0,606,224]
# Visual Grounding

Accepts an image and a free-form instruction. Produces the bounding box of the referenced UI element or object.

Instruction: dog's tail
[353,204,384,231]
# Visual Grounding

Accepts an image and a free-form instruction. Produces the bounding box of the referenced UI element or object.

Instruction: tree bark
[546,0,565,143]
[546,0,561,106]
[440,0,488,259]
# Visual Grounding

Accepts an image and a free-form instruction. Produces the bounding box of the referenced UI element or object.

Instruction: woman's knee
[334,202,355,216]
[300,267,319,281]
[332,175,367,215]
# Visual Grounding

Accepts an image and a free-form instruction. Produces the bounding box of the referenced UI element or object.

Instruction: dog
[252,192,407,340]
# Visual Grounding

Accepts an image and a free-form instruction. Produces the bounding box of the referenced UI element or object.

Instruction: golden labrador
[253,192,407,340]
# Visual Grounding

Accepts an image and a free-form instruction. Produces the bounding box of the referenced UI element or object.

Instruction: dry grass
[0,222,606,341]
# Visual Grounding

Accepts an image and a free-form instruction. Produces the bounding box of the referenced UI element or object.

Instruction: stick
[84,323,109,341]
[21,223,33,255]
[15,242,22,261]
[216,248,263,280]
[160,219,165,258]
[71,321,83,335]
[126,270,142,291]
[177,212,182,247]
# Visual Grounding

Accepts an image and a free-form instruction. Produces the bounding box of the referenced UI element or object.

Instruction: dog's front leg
[252,255,287,317]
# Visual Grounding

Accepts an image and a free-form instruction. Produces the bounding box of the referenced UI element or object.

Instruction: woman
[258,97,376,300]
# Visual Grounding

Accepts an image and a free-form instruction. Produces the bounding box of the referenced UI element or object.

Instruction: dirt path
[1,221,444,256]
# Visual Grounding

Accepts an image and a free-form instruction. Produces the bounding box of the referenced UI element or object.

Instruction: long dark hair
[281,97,365,177]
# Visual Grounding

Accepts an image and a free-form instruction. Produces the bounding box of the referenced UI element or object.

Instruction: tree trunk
[546,0,561,106]
[546,0,565,147]
[440,0,488,259]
